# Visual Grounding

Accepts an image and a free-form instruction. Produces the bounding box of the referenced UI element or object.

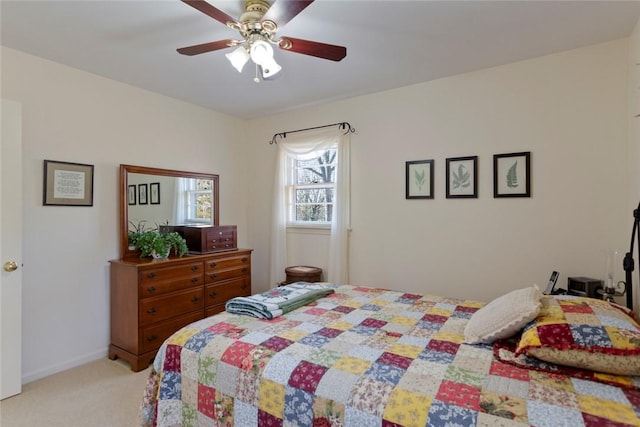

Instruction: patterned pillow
[463,285,542,344]
[515,296,640,376]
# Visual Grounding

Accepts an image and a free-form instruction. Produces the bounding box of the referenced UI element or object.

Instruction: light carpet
[0,358,151,427]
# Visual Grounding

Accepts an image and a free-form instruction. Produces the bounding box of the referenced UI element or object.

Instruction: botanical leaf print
[506,161,519,188]
[414,169,425,190]
[452,164,471,189]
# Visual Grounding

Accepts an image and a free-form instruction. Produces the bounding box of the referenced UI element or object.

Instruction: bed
[139,283,640,426]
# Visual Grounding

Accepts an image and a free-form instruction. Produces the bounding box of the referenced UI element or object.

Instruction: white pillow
[463,285,543,344]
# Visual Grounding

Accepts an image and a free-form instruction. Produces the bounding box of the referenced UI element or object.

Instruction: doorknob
[3,261,18,272]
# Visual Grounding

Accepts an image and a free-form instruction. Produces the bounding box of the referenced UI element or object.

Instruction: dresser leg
[108,344,154,372]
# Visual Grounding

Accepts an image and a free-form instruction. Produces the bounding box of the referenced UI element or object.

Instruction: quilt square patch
[569,324,612,347]
[378,351,413,369]
[479,389,527,423]
[436,379,481,410]
[361,318,388,329]
[261,336,294,352]
[299,333,330,348]
[490,361,530,382]
[220,341,256,368]
[159,371,181,400]
[348,377,395,416]
[197,383,216,419]
[428,339,460,355]
[428,399,478,426]
[317,327,343,338]
[364,361,406,386]
[382,386,431,426]
[258,378,286,420]
[288,360,329,393]
[284,386,314,425]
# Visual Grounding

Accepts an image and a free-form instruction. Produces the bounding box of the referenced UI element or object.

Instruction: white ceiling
[2,1,640,120]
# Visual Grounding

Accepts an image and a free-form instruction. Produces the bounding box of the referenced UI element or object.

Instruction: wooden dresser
[109,249,252,371]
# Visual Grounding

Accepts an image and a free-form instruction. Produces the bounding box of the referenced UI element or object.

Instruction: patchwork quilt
[140,284,640,426]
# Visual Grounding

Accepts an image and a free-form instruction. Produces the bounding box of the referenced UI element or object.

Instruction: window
[286,147,337,226]
[182,178,213,224]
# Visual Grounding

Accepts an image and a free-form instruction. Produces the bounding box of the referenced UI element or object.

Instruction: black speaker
[567,277,603,299]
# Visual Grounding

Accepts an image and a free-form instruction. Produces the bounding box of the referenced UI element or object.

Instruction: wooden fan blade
[177,39,235,56]
[262,0,314,27]
[278,37,346,62]
[181,0,236,26]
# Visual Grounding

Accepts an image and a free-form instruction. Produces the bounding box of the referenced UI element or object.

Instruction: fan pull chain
[254,64,260,83]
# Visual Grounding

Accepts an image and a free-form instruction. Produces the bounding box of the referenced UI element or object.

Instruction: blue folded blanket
[225,282,335,319]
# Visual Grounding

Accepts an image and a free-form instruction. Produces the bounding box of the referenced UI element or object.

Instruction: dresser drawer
[139,262,203,285]
[205,266,250,284]
[204,254,251,272]
[205,277,251,307]
[140,311,203,353]
[139,274,202,298]
[140,287,204,325]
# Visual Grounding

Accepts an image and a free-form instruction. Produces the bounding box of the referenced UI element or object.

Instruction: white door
[1,99,23,400]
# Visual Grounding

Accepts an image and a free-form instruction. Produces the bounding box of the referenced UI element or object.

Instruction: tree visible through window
[186,179,212,223]
[287,148,337,224]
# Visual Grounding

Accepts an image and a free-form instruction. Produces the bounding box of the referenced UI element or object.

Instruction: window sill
[286,223,331,235]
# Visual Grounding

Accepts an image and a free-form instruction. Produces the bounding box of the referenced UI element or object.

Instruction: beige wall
[1,35,635,383]
[248,39,630,304]
[1,47,248,382]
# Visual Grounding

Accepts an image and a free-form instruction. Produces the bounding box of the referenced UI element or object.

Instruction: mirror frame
[120,164,219,259]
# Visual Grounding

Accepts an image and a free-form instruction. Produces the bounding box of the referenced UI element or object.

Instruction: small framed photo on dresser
[138,183,148,205]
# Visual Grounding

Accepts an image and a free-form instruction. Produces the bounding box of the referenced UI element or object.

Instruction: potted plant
[128,220,149,250]
[134,229,188,259]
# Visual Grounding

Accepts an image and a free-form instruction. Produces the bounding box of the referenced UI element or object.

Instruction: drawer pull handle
[210,274,217,280]
[146,335,158,342]
[191,265,198,271]
[147,286,156,293]
[191,278,199,283]
[209,262,217,268]
[191,296,200,304]
[241,258,248,263]
[242,268,248,273]
[209,292,217,299]
[147,308,157,315]
[147,272,156,279]
[241,284,248,290]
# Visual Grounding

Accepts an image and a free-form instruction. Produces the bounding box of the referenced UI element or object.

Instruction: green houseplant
[134,229,188,259]
[128,220,149,250]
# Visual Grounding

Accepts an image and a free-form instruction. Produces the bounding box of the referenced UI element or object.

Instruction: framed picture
[128,185,137,205]
[406,160,434,199]
[493,151,531,198]
[138,183,148,205]
[446,156,478,198]
[43,160,94,206]
[150,182,160,205]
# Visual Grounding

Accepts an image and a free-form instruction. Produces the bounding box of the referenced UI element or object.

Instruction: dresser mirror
[119,164,219,259]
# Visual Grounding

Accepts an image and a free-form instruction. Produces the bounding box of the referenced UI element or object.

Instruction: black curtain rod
[269,122,355,145]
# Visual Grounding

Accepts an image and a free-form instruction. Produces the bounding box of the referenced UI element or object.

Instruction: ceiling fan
[178,0,347,81]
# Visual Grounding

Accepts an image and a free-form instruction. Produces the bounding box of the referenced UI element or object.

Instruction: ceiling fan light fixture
[261,59,282,79]
[225,46,250,72]
[249,40,274,66]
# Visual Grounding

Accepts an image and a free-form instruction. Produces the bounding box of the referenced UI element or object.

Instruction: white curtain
[173,178,188,225]
[270,127,351,287]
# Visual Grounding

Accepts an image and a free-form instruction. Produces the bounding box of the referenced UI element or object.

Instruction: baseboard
[22,347,108,384]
